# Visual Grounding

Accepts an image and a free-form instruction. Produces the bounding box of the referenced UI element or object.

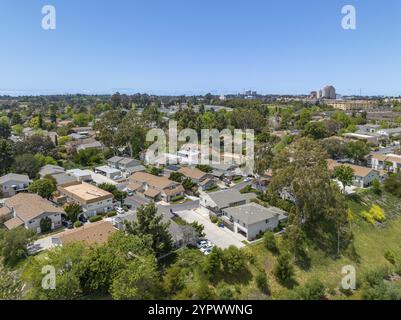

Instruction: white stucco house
[222,202,287,241]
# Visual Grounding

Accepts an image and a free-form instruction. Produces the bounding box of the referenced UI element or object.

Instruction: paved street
[232,180,253,191]
[175,209,245,249]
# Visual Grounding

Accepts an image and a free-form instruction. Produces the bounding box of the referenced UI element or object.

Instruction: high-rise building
[323,85,336,99]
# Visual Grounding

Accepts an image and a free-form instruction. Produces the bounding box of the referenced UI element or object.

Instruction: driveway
[175,209,245,249]
[124,194,151,210]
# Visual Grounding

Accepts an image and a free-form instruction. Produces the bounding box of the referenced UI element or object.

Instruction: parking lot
[175,209,245,249]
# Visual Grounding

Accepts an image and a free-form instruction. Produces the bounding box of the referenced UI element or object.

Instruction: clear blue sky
[0,0,400,96]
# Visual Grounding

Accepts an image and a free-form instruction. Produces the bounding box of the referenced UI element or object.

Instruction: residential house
[39,165,65,178]
[0,174,32,198]
[200,189,257,215]
[2,193,64,233]
[343,133,379,146]
[95,165,123,180]
[178,166,210,184]
[66,169,93,183]
[50,173,78,187]
[28,220,117,254]
[57,183,114,217]
[371,154,401,173]
[108,156,142,172]
[376,128,401,139]
[65,138,102,154]
[222,203,287,241]
[198,178,217,191]
[327,159,381,188]
[128,172,185,202]
[111,211,193,248]
[55,220,116,246]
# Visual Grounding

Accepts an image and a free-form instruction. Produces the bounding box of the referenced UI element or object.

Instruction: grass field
[235,189,401,299]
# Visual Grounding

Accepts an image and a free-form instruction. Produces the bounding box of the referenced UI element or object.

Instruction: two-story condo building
[128,172,185,202]
[1,193,64,233]
[0,174,32,198]
[57,183,114,217]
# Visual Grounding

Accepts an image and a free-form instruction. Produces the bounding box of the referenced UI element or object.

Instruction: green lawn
[241,189,401,299]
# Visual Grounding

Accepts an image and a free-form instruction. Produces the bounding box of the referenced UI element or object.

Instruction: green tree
[0,228,36,267]
[372,179,382,195]
[221,246,248,275]
[13,154,41,178]
[270,138,351,255]
[345,141,370,165]
[0,116,11,139]
[64,203,82,223]
[302,121,330,140]
[384,172,401,197]
[74,148,103,166]
[169,172,184,182]
[273,253,295,286]
[111,255,161,300]
[255,271,269,294]
[263,231,279,254]
[125,204,173,256]
[203,247,223,279]
[24,243,86,299]
[0,138,14,175]
[28,179,56,199]
[40,217,52,233]
[333,165,355,192]
[287,278,326,300]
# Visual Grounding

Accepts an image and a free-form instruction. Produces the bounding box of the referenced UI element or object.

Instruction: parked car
[196,240,208,249]
[79,215,88,223]
[203,248,212,255]
[62,221,73,229]
[127,191,134,196]
[116,207,125,214]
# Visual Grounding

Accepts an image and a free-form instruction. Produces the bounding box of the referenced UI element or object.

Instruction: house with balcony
[371,154,401,173]
[0,174,32,198]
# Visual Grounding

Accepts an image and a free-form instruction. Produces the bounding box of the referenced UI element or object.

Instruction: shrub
[263,231,278,254]
[210,215,218,224]
[74,221,83,228]
[370,205,386,222]
[171,195,185,203]
[273,253,295,285]
[255,271,269,294]
[106,211,117,218]
[372,179,382,195]
[384,251,396,265]
[89,215,102,223]
[361,210,375,225]
[40,217,52,233]
[288,279,326,300]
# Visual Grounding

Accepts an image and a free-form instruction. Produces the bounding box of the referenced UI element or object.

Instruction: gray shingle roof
[0,173,31,184]
[207,189,256,209]
[223,203,287,226]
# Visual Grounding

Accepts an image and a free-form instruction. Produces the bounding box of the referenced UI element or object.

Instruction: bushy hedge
[89,215,103,223]
[74,221,83,228]
[106,211,117,218]
[171,195,185,203]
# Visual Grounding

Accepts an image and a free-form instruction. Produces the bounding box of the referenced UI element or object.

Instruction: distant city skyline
[1,0,400,96]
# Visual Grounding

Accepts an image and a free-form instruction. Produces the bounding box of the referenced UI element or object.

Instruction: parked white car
[115,207,125,214]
